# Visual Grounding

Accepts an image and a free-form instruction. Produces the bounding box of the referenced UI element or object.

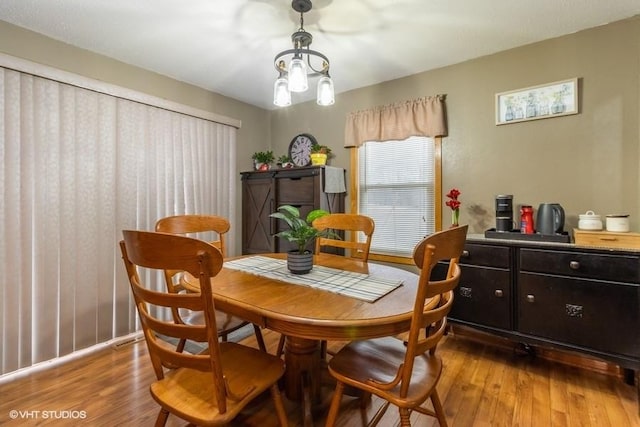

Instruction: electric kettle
[536,203,565,235]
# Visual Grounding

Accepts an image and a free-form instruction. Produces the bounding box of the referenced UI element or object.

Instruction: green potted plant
[252,150,274,171]
[277,154,294,169]
[310,143,332,165]
[270,205,339,274]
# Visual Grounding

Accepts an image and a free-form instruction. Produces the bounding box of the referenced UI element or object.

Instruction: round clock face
[288,133,316,167]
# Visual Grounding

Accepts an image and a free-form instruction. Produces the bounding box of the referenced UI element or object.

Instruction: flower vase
[451,209,460,228]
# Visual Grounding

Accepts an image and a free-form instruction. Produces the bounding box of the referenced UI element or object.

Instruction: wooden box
[573,228,640,250]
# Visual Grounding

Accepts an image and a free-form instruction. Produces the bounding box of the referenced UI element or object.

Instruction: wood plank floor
[1,328,638,426]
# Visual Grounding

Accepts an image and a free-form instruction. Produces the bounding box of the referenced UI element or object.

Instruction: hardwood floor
[1,328,638,426]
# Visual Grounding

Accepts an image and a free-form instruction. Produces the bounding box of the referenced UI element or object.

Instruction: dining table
[181,252,424,426]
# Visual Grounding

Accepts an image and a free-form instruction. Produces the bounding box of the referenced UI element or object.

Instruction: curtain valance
[344,95,447,147]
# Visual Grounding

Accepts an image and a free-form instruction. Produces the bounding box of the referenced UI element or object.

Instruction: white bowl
[606,214,630,232]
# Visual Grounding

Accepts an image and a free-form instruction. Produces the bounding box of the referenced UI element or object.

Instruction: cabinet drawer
[460,243,510,268]
[518,273,640,358]
[449,265,512,330]
[278,176,316,203]
[519,248,640,283]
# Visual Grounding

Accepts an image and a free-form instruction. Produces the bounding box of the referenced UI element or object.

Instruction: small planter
[287,251,313,275]
[310,153,327,165]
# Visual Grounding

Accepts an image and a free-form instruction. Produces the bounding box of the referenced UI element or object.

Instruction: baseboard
[0,331,143,384]
[447,324,624,379]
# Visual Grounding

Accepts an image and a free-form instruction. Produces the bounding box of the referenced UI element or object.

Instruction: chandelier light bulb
[273,77,291,107]
[316,76,335,106]
[287,58,308,92]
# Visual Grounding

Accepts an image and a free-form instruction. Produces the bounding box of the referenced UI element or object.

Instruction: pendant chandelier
[273,0,335,107]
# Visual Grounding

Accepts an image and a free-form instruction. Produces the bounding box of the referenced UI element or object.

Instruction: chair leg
[154,409,169,427]
[276,334,286,357]
[324,381,345,427]
[253,324,267,352]
[430,390,448,427]
[399,407,411,426]
[320,340,327,359]
[269,383,289,427]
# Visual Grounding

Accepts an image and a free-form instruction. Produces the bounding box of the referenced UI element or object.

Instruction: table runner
[224,256,403,303]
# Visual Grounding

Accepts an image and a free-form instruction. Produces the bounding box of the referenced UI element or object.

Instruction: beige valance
[344,95,447,147]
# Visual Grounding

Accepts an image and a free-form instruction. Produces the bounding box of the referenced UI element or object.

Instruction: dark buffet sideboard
[438,235,640,402]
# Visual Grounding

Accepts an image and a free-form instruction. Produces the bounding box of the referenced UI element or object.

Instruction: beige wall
[271,16,640,234]
[2,15,639,242]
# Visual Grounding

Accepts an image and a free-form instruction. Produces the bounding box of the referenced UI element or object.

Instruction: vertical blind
[0,67,236,375]
[358,136,435,257]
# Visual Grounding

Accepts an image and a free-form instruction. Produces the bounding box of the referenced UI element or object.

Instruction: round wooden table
[182,253,421,426]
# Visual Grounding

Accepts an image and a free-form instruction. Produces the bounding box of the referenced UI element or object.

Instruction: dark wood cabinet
[241,166,345,255]
[450,238,640,374]
[448,244,512,330]
[518,248,640,361]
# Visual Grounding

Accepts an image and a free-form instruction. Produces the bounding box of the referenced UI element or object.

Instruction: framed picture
[495,78,578,125]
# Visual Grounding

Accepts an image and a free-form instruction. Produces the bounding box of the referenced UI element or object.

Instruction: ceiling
[1,0,639,110]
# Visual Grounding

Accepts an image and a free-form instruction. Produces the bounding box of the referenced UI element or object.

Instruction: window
[357,136,438,260]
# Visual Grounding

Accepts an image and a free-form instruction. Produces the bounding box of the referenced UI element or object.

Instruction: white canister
[578,211,603,230]
[605,214,630,232]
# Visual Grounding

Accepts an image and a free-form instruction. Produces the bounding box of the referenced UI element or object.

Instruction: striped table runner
[224,256,403,303]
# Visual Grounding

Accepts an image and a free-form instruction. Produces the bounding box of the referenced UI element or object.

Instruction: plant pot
[287,251,313,275]
[310,153,327,165]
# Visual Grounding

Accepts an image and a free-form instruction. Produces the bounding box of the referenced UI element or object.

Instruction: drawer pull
[565,304,583,318]
[461,250,470,258]
[526,294,535,303]
[459,287,472,298]
[569,261,580,270]
[494,289,503,297]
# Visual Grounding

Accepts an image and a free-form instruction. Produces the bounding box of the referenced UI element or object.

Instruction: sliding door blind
[358,137,435,257]
[0,68,236,375]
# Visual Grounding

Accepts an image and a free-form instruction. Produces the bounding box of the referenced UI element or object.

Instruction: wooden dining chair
[155,214,266,352]
[313,213,375,261]
[120,230,288,427]
[275,213,376,358]
[324,225,468,427]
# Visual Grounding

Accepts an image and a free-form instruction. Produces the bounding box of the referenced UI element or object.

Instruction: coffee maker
[495,195,514,232]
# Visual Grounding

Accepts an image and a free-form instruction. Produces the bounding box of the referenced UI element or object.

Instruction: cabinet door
[518,273,640,358]
[450,265,512,330]
[242,176,274,254]
[433,243,512,330]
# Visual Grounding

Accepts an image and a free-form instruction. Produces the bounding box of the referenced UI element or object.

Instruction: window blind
[358,137,435,257]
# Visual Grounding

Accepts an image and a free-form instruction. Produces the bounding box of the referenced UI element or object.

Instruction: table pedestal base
[284,336,322,427]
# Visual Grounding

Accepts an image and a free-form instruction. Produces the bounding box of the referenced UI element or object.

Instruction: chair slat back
[400,225,468,397]
[155,214,230,257]
[313,213,375,261]
[120,230,228,412]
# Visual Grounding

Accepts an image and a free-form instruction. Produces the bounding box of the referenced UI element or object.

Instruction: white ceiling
[1,0,639,110]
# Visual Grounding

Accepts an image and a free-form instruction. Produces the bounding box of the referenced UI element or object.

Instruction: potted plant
[310,143,332,165]
[270,205,339,274]
[277,154,294,169]
[252,150,274,171]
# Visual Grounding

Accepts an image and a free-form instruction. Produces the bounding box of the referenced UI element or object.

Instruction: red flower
[446,199,461,210]
[445,188,461,211]
[446,188,461,200]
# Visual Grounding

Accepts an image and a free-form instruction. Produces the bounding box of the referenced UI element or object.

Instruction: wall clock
[288,133,317,167]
